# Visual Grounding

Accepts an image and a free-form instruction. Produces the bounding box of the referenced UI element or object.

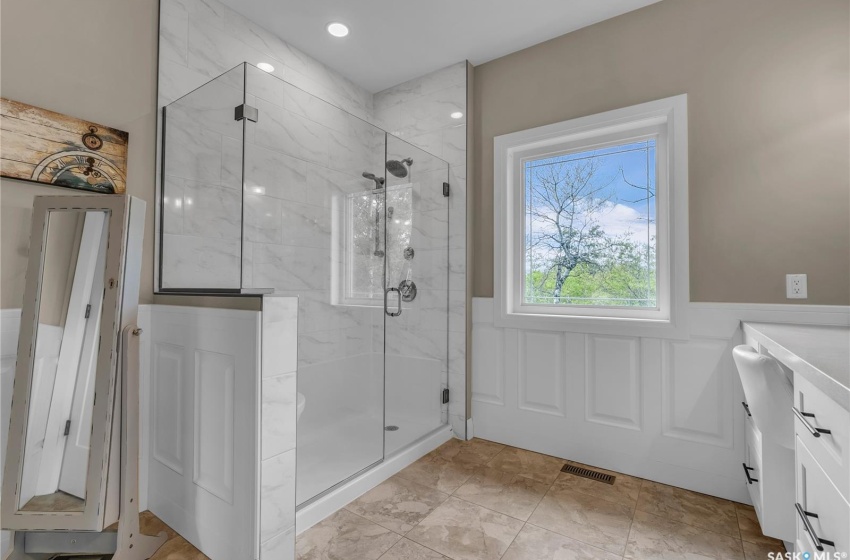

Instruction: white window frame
[494,94,689,338]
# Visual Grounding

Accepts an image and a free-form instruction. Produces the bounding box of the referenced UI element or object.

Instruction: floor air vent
[560,463,615,485]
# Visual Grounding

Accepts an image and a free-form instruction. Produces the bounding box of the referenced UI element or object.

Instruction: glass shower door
[383,136,450,455]
[241,64,389,506]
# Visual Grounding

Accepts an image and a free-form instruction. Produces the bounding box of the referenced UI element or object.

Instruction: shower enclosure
[159,63,451,508]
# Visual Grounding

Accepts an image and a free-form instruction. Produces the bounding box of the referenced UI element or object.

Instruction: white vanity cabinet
[793,373,850,555]
[742,322,850,554]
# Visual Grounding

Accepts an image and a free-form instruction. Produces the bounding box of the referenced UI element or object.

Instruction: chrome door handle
[742,463,758,484]
[385,287,402,317]
[796,503,835,551]
[793,406,831,438]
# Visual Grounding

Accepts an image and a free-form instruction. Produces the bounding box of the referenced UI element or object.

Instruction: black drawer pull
[793,406,832,438]
[796,503,835,551]
[742,401,751,417]
[742,463,758,484]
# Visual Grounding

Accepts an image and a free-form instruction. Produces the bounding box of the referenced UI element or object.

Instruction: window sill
[495,308,690,340]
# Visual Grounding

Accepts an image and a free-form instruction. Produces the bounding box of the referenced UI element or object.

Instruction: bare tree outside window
[524,140,657,308]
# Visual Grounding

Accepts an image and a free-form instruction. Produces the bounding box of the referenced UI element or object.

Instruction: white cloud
[590,202,654,245]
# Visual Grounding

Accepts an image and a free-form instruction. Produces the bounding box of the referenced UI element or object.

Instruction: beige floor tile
[625,510,745,560]
[501,524,622,560]
[527,479,634,555]
[486,447,565,484]
[397,453,478,494]
[296,509,401,560]
[346,475,450,534]
[454,466,550,520]
[380,538,449,559]
[406,497,524,560]
[735,503,785,547]
[558,461,643,508]
[430,438,505,466]
[637,480,740,537]
[742,539,786,560]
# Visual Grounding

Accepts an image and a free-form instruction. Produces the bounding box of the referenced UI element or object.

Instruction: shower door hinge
[235,103,258,123]
[442,182,450,197]
[64,420,71,436]
[85,304,91,319]
[442,388,450,404]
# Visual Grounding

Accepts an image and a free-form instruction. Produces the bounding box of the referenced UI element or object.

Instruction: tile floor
[296,438,788,560]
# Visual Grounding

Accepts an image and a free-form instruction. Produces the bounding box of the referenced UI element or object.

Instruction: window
[494,95,688,335]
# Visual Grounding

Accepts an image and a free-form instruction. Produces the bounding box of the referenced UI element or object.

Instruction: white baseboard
[295,425,453,534]
[466,417,474,440]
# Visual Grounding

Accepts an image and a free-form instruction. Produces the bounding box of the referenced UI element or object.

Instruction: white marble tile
[244,193,283,244]
[442,125,467,167]
[261,526,295,560]
[163,117,222,184]
[253,99,328,166]
[284,82,349,133]
[161,176,184,234]
[221,135,243,190]
[181,180,242,239]
[252,244,330,292]
[262,372,296,459]
[246,64,285,107]
[160,1,189,65]
[262,296,298,377]
[160,233,241,289]
[261,448,296,542]
[279,201,332,250]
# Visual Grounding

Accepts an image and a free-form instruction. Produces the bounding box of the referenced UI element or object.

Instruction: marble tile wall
[260,296,298,560]
[373,63,469,438]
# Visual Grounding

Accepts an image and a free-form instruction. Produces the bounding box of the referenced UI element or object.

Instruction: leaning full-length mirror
[2,195,133,532]
[18,210,110,513]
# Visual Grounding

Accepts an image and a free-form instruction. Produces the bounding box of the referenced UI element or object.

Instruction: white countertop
[743,322,850,410]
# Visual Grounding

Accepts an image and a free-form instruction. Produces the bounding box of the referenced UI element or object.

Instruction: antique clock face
[31,150,125,194]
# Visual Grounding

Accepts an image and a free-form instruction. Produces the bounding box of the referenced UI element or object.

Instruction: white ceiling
[218,0,662,93]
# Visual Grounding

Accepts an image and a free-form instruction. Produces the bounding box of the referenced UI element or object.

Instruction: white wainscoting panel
[517,330,566,417]
[472,298,850,503]
[585,335,642,431]
[146,305,260,560]
[1,309,21,558]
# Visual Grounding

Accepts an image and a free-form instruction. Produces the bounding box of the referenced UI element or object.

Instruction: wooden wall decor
[0,98,128,193]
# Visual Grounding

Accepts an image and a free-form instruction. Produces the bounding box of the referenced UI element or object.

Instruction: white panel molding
[193,349,236,505]
[585,335,642,431]
[152,342,185,475]
[517,330,566,417]
[471,297,849,503]
[471,324,504,406]
[146,305,260,560]
[661,338,733,448]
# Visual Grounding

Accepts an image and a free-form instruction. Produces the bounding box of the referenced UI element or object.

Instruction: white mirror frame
[2,195,131,531]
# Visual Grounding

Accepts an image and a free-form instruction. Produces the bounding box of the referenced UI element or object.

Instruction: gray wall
[473,0,850,305]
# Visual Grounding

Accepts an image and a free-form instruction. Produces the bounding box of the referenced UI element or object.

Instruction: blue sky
[526,139,656,246]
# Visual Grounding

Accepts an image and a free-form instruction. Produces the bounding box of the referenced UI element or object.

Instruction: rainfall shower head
[386,158,413,178]
[362,171,385,188]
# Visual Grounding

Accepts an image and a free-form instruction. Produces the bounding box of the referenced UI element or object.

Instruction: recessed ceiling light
[327,22,349,38]
[257,62,274,73]
[450,111,463,119]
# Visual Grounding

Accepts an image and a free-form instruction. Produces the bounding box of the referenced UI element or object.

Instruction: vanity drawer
[744,416,763,515]
[795,436,850,555]
[794,373,850,501]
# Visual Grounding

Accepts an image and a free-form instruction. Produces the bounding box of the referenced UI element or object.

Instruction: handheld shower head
[362,171,385,188]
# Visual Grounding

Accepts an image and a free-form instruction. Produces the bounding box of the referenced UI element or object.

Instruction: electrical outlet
[786,274,807,299]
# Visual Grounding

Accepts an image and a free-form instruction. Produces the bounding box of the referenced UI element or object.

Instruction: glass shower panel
[383,135,450,456]
[241,64,388,506]
[160,64,246,291]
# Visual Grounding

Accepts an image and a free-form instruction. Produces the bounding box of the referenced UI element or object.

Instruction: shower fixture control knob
[404,246,415,260]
